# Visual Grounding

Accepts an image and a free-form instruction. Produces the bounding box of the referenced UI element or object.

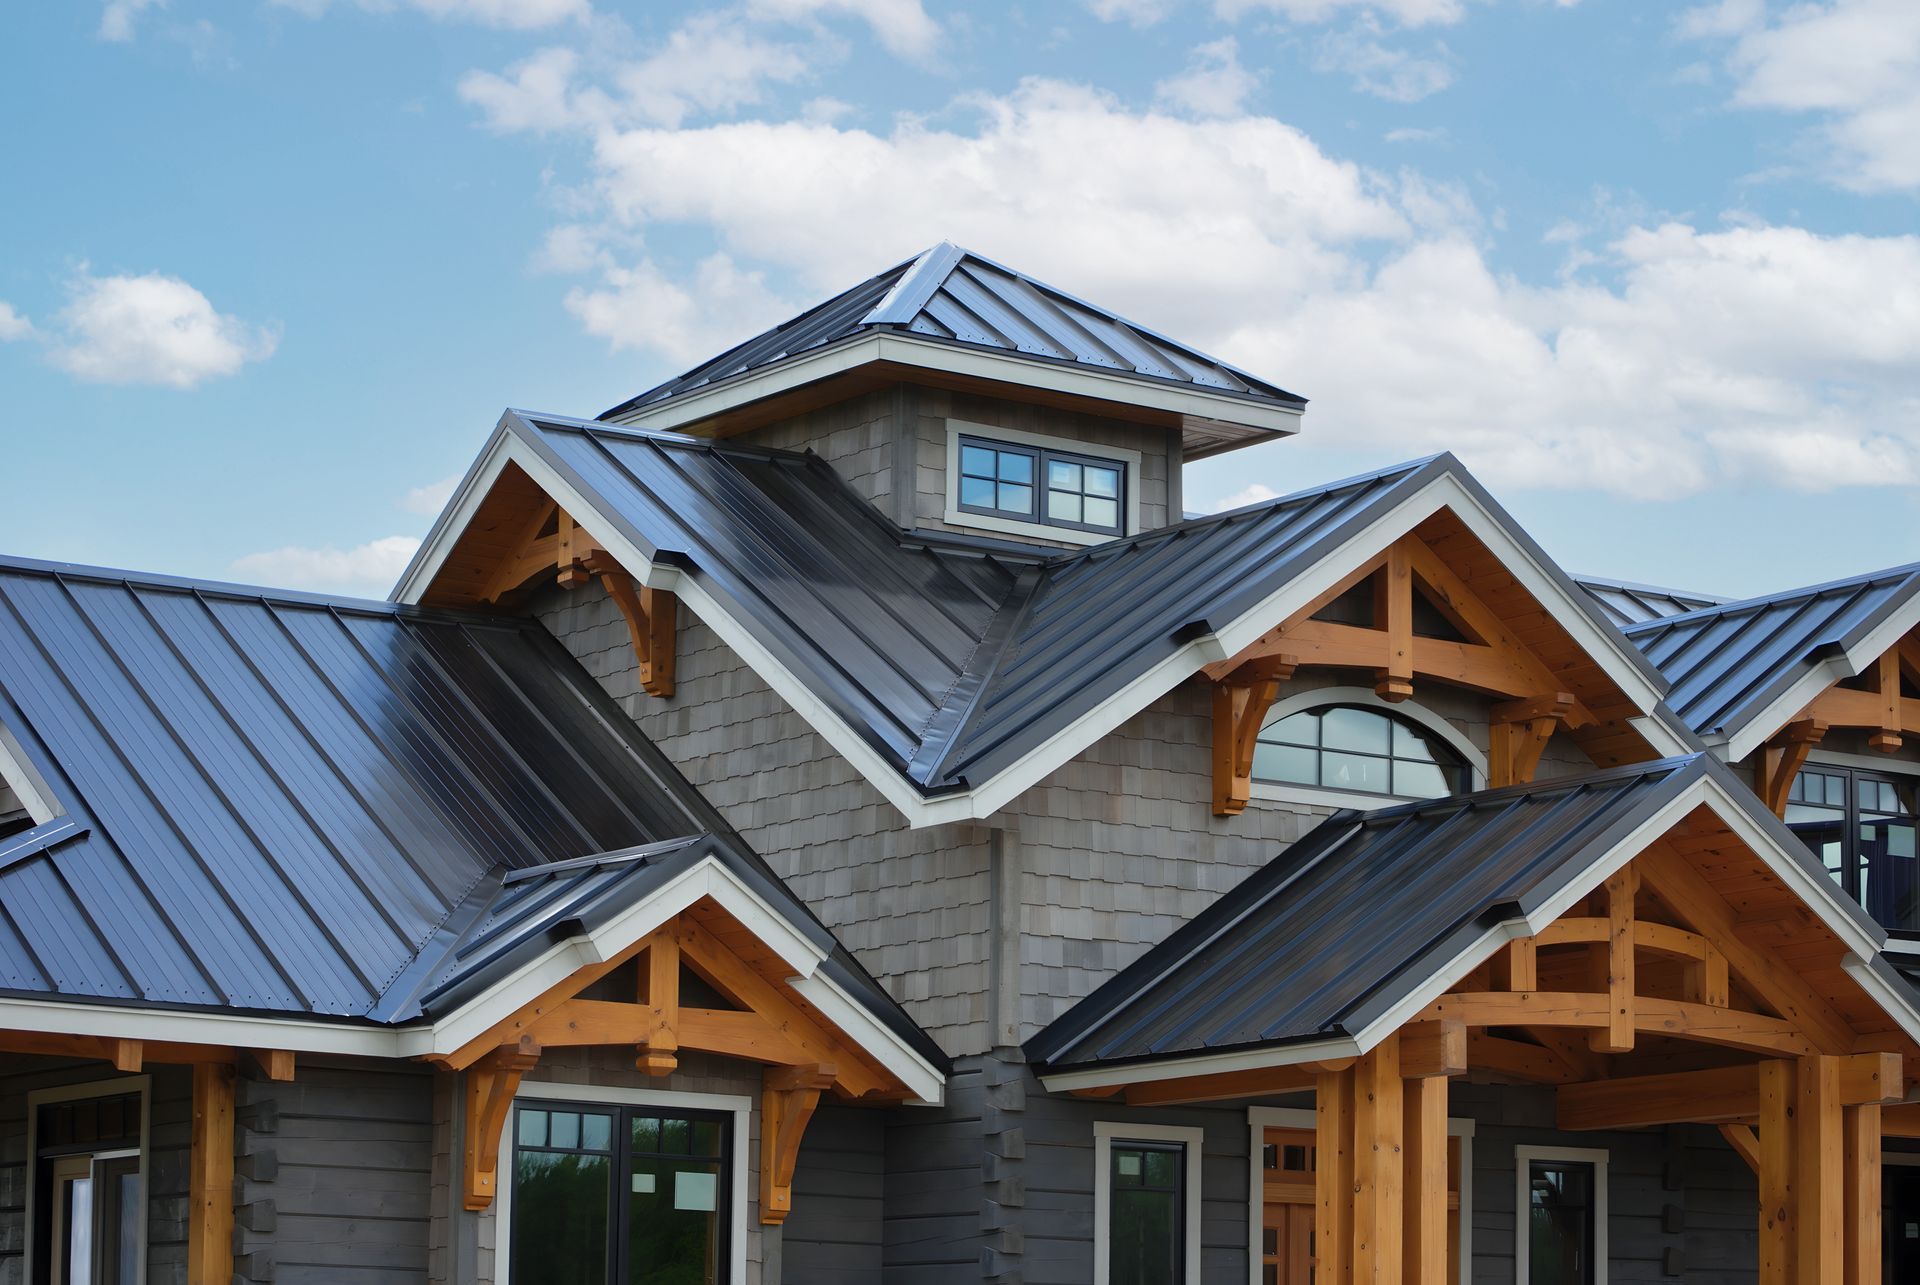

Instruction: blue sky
[3,0,1918,600]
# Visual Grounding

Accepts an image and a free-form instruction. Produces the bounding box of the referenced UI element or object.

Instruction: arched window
[1253,702,1471,801]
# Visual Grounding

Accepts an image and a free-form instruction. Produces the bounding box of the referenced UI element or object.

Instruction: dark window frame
[1525,1157,1598,1285]
[29,1085,145,1285]
[956,434,1127,536]
[1785,762,1919,935]
[508,1098,733,1285]
[1105,1138,1187,1285]
[1252,701,1473,801]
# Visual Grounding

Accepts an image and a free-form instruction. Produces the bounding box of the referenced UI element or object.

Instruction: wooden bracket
[1756,718,1828,817]
[464,1037,541,1211]
[1793,639,1920,754]
[598,571,677,699]
[637,929,680,1076]
[1212,670,1288,816]
[249,1049,295,1082]
[760,1063,836,1225]
[1488,692,1578,788]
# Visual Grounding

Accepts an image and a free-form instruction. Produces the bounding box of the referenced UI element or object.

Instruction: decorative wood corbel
[1211,663,1292,816]
[598,571,677,699]
[1488,692,1577,788]
[464,1037,541,1211]
[637,928,680,1075]
[759,1064,836,1225]
[1756,717,1828,816]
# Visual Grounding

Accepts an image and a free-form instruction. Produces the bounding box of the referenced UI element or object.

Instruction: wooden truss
[438,904,905,1219]
[1206,534,1595,814]
[483,502,677,698]
[1752,635,1920,816]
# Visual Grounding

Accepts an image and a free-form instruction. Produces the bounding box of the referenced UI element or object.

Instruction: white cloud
[272,0,587,29]
[565,253,795,362]
[401,473,465,516]
[1087,0,1179,26]
[1385,125,1448,143]
[746,0,940,59]
[0,303,32,342]
[1217,0,1465,27]
[1155,38,1260,118]
[48,271,277,389]
[460,47,589,134]
[1206,483,1282,512]
[1314,23,1454,101]
[1685,0,1920,191]
[231,536,423,596]
[99,0,162,41]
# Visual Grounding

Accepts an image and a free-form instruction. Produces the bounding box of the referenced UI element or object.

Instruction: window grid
[1253,703,1470,800]
[956,435,1126,535]
[1785,764,1918,933]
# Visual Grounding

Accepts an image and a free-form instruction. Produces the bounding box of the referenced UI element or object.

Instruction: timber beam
[1118,1057,1354,1107]
[1421,991,1817,1059]
[760,1064,835,1225]
[1554,1053,1902,1131]
[1793,641,1920,755]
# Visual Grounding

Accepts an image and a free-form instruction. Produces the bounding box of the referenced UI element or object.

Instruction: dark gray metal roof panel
[1623,562,1920,740]
[0,555,946,1069]
[1574,575,1725,629]
[1025,756,1715,1072]
[600,243,1305,421]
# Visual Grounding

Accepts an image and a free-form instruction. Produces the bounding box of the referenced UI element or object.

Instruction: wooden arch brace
[1756,717,1828,817]
[1212,668,1288,816]
[1796,640,1920,756]
[760,1063,836,1225]
[463,1037,542,1212]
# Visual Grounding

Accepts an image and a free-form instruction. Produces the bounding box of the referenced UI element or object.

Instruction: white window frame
[1246,1105,1473,1285]
[1246,687,1489,811]
[24,1074,152,1285]
[1514,1144,1609,1285]
[943,419,1142,546]
[1093,1120,1204,1285]
[0,721,61,826]
[494,1082,752,1285]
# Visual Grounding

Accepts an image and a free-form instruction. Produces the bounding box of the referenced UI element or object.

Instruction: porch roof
[1024,753,1886,1077]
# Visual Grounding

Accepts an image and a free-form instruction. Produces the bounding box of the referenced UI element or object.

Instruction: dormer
[596,243,1306,547]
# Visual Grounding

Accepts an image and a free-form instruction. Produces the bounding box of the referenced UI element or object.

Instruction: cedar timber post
[1844,1102,1881,1285]
[760,1064,836,1225]
[1375,543,1413,703]
[1800,1054,1844,1284]
[638,927,680,1075]
[1591,866,1637,1055]
[1399,1019,1461,1285]
[1351,1035,1404,1284]
[1315,1067,1355,1285]
[188,1061,236,1285]
[1758,1059,1795,1285]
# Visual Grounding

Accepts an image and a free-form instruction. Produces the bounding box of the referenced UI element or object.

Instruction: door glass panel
[511,1105,614,1285]
[1109,1142,1182,1285]
[629,1115,724,1285]
[1528,1160,1595,1285]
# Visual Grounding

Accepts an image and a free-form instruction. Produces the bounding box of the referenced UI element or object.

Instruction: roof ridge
[1571,571,1727,603]
[1623,559,1920,635]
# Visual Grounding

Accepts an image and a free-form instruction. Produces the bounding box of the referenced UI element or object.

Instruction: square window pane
[999,452,1033,483]
[1143,1149,1179,1186]
[1322,706,1390,754]
[550,1111,579,1150]
[1083,497,1118,529]
[1048,459,1082,491]
[1252,742,1317,786]
[581,1112,612,1152]
[1266,710,1319,746]
[1322,752,1390,794]
[999,483,1034,514]
[512,1150,608,1285]
[960,476,995,507]
[1048,491,1083,523]
[692,1119,722,1157]
[631,1115,660,1153]
[1825,773,1845,806]
[1084,466,1119,498]
[961,445,996,478]
[1392,719,1438,759]
[517,1110,547,1149]
[1394,759,1451,799]
[660,1117,690,1154]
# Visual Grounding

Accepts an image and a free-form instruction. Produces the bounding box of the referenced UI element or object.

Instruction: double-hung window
[956,435,1126,536]
[1785,764,1919,933]
[509,1100,732,1285]
[1094,1122,1201,1285]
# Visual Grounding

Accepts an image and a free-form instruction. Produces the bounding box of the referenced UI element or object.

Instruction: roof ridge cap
[1622,559,1920,633]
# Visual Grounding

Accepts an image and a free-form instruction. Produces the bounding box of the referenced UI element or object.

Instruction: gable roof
[1025,753,1909,1086]
[599,243,1307,456]
[399,413,1689,826]
[1574,574,1725,629]
[0,555,944,1083]
[1623,561,1920,760]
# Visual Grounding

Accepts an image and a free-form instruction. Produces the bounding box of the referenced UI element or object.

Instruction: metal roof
[1025,755,1742,1074]
[0,555,943,1065]
[499,417,1672,799]
[599,242,1306,423]
[1573,574,1725,629]
[1623,561,1920,743]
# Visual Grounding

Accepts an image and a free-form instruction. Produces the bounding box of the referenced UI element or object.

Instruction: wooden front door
[1260,1125,1463,1285]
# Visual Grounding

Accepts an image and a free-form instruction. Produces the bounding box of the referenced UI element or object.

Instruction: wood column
[1799,1054,1844,1284]
[1758,1059,1795,1285]
[1352,1037,1404,1285]
[1402,1075,1448,1285]
[188,1061,236,1285]
[1315,1068,1355,1285]
[1843,1104,1881,1285]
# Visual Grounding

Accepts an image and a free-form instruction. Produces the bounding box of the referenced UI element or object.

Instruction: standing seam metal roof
[599,242,1306,421]
[1573,574,1726,629]
[1623,562,1920,741]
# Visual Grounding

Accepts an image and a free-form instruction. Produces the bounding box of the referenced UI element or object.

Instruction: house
[0,242,1916,1285]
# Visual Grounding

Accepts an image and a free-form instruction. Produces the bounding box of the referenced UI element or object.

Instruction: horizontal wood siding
[782,1104,886,1284]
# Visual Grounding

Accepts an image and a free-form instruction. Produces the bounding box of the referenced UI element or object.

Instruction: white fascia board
[1843,954,1920,1046]
[1725,592,1920,762]
[1036,1035,1363,1093]
[615,332,1306,438]
[788,973,946,1106]
[0,995,405,1058]
[392,430,516,605]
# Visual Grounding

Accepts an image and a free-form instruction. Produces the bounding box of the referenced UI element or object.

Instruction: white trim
[607,331,1307,438]
[1514,1144,1609,1285]
[1844,954,1920,1046]
[495,1082,752,1285]
[1093,1121,1204,1285]
[0,722,60,824]
[1804,747,1920,776]
[25,1074,151,1285]
[1726,590,1920,762]
[787,973,945,1105]
[1245,1106,1472,1285]
[1246,687,1488,812]
[942,419,1143,545]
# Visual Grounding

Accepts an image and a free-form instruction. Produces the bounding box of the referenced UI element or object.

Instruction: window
[1254,703,1471,801]
[1094,1122,1201,1285]
[27,1080,148,1285]
[956,434,1127,536]
[1785,764,1919,933]
[509,1100,730,1285]
[1514,1146,1606,1285]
